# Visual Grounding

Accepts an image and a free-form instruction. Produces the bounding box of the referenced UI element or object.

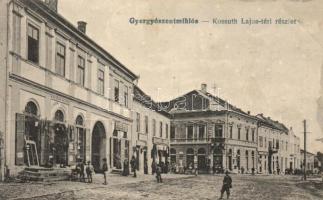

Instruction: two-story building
[132,85,171,174]
[257,114,301,174]
[0,0,139,177]
[163,84,258,174]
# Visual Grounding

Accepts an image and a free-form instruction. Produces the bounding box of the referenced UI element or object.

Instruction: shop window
[170,148,176,164]
[27,24,39,63]
[55,42,65,76]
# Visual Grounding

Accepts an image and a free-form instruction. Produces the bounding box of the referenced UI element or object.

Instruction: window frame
[77,55,85,86]
[97,68,105,95]
[27,23,40,64]
[55,41,66,77]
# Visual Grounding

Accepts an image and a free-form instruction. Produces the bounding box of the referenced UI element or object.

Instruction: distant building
[257,114,301,174]
[163,84,258,174]
[300,150,315,171]
[132,86,171,174]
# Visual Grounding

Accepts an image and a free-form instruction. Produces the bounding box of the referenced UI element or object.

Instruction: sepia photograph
[0,0,323,199]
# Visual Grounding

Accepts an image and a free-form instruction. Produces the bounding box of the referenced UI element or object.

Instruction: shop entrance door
[91,122,106,172]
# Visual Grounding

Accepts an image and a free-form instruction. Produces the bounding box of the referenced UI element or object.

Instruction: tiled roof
[256,114,289,133]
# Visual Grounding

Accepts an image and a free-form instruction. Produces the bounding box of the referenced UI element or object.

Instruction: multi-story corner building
[257,114,301,174]
[163,84,258,174]
[0,0,140,177]
[132,86,171,174]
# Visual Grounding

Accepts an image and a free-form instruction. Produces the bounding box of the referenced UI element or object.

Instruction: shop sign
[115,121,128,132]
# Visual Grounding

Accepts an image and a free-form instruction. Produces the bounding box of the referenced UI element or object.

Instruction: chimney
[45,0,58,12]
[247,111,251,115]
[201,83,207,93]
[77,21,87,34]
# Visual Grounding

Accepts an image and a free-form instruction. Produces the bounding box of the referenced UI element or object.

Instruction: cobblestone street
[1,174,322,200]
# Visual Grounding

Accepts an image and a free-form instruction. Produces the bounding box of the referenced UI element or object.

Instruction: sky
[58,0,323,153]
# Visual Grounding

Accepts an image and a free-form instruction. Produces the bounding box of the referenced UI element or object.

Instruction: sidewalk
[0,173,193,200]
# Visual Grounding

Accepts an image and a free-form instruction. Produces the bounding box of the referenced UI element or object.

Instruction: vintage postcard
[0,0,323,199]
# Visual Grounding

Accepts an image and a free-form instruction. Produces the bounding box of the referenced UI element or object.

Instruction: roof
[300,149,315,156]
[159,89,255,119]
[133,85,171,118]
[256,114,289,133]
[20,0,138,80]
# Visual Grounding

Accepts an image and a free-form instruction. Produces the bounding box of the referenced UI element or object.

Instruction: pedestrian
[79,161,85,182]
[152,160,156,175]
[122,158,129,176]
[102,158,108,185]
[130,156,137,178]
[219,171,232,200]
[86,161,94,183]
[156,164,162,183]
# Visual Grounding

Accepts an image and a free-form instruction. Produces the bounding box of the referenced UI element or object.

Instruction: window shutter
[15,113,25,165]
[85,128,91,162]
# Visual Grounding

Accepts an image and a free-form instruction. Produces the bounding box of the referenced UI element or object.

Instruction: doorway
[91,121,106,172]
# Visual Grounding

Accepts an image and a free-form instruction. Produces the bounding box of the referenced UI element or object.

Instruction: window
[160,122,163,137]
[144,116,148,134]
[170,126,175,139]
[187,125,193,139]
[54,110,64,122]
[97,69,104,95]
[25,101,38,116]
[265,137,267,148]
[166,124,169,138]
[136,112,140,132]
[152,119,156,136]
[114,80,119,102]
[13,11,21,54]
[229,126,233,139]
[27,24,39,63]
[55,42,65,76]
[238,127,241,140]
[259,136,263,147]
[286,142,288,151]
[246,128,249,141]
[77,56,85,86]
[276,140,279,149]
[198,125,205,139]
[124,86,128,107]
[214,125,223,137]
[252,129,255,142]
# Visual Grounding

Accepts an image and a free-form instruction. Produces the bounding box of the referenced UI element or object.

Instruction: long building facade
[0,0,302,180]
[162,84,301,174]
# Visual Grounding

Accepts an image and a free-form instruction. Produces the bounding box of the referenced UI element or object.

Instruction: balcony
[170,138,208,144]
[269,146,279,154]
[153,136,169,146]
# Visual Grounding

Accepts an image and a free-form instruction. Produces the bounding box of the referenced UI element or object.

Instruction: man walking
[219,171,232,199]
[156,164,162,183]
[102,158,108,185]
[79,161,85,182]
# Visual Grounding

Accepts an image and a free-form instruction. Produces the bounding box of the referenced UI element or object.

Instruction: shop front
[110,121,129,171]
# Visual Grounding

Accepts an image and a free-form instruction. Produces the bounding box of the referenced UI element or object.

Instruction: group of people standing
[74,160,94,183]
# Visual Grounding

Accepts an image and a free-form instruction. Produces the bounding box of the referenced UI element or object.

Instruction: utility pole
[303,120,307,181]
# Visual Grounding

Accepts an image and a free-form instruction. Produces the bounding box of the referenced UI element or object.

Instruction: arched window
[25,101,38,115]
[76,115,84,126]
[198,148,206,155]
[54,110,64,122]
